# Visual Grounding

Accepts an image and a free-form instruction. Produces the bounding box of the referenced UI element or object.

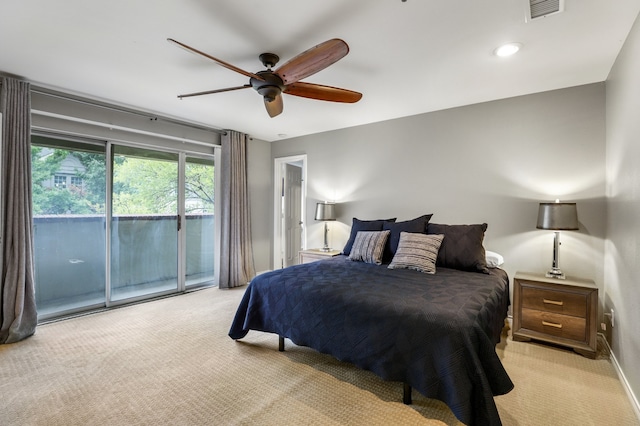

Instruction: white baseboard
[598,332,640,422]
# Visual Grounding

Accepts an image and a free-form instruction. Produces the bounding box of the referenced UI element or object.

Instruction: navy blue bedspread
[229,255,514,426]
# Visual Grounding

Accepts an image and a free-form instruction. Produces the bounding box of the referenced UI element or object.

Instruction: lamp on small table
[315,202,336,252]
[536,200,579,279]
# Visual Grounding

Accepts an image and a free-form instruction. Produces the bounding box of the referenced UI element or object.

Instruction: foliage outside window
[32,146,104,215]
[32,145,214,216]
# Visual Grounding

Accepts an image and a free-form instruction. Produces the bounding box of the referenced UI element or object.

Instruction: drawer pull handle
[542,320,563,329]
[543,298,564,306]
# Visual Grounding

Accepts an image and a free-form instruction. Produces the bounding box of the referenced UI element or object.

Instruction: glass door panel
[110,145,179,301]
[31,135,106,318]
[185,156,215,288]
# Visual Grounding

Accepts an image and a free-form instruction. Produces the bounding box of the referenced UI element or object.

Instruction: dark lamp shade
[536,202,579,230]
[315,203,336,221]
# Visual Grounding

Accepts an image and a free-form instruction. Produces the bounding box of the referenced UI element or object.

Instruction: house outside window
[54,174,67,188]
[70,176,83,188]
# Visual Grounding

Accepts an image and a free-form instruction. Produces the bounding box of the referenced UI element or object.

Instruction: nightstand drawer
[521,308,586,341]
[513,272,598,358]
[521,286,587,317]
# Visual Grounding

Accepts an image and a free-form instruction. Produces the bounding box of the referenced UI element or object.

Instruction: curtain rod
[30,86,227,136]
[32,126,218,157]
[32,110,221,148]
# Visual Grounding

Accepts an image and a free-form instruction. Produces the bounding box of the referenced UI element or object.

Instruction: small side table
[298,248,341,264]
[512,272,598,359]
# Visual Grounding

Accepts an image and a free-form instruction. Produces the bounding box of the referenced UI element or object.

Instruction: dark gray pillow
[382,214,433,262]
[342,217,396,255]
[427,223,489,274]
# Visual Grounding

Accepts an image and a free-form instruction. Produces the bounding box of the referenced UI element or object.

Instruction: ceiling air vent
[525,0,564,22]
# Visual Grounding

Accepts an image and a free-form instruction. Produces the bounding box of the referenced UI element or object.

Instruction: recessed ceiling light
[494,43,522,57]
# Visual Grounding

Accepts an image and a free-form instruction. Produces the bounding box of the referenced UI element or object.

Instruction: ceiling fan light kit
[168,38,362,118]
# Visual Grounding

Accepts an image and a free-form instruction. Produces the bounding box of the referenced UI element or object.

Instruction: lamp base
[546,268,566,280]
[546,232,566,279]
[321,222,331,252]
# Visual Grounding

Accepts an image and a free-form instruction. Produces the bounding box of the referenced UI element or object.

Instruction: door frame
[273,155,307,270]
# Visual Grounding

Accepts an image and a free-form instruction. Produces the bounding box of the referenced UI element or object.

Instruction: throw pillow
[342,217,396,255]
[348,230,390,265]
[382,214,433,262]
[388,232,444,274]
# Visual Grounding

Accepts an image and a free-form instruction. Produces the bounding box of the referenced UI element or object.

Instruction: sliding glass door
[184,156,215,288]
[32,135,217,319]
[31,135,107,317]
[110,145,179,302]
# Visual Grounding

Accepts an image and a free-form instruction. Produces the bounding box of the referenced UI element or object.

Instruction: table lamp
[314,202,336,251]
[536,200,579,279]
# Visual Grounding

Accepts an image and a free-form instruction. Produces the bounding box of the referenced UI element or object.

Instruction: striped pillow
[388,232,444,274]
[348,230,390,265]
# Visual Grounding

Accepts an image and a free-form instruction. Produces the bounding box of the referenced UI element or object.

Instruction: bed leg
[278,336,285,352]
[403,383,412,405]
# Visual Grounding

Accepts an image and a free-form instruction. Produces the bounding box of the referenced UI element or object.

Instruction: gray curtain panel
[219,130,255,289]
[0,77,37,344]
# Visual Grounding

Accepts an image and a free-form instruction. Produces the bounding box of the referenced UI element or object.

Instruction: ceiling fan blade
[285,82,362,103]
[275,39,349,85]
[264,93,284,118]
[178,85,251,99]
[168,38,264,81]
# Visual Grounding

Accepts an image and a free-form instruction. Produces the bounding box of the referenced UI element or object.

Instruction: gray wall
[271,84,607,299]
[605,12,640,411]
[247,137,272,274]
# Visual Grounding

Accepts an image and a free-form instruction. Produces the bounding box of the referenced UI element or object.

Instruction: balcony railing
[33,214,214,318]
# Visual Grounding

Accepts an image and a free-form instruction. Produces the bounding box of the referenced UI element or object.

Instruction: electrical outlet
[611,309,615,327]
[601,322,607,331]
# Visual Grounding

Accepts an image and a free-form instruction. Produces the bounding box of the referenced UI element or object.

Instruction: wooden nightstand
[298,248,341,264]
[512,272,598,359]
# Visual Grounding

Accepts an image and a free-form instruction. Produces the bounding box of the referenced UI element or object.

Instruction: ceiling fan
[168,38,362,118]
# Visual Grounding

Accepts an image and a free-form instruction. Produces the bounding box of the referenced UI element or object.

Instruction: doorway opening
[273,155,307,269]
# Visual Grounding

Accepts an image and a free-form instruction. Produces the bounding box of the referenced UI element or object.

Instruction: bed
[229,218,514,426]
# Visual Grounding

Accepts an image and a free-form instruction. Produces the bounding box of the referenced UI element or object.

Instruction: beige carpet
[0,287,638,426]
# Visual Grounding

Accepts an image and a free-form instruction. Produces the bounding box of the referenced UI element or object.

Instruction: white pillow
[485,250,504,268]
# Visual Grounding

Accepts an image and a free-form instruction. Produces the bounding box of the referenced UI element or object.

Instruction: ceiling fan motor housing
[251,71,285,102]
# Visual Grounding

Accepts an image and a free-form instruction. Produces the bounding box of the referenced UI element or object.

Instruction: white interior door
[273,155,306,270]
[283,163,303,267]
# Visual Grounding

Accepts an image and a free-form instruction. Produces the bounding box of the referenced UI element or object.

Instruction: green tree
[74,151,107,213]
[185,161,215,213]
[32,144,214,216]
[112,156,178,214]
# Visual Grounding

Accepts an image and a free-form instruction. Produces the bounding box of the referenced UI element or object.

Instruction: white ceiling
[2,1,639,142]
